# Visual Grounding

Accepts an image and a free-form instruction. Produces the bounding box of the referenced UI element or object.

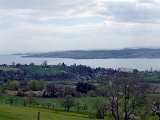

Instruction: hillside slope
[24,48,160,59]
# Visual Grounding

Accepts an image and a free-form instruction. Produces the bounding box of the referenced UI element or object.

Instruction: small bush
[17,90,25,96]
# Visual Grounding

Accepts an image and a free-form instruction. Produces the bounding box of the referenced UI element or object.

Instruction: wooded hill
[24,48,160,59]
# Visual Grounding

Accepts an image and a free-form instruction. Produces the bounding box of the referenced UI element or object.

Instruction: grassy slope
[0,94,160,120]
[0,94,110,119]
[0,94,106,113]
[0,104,92,120]
[140,72,160,83]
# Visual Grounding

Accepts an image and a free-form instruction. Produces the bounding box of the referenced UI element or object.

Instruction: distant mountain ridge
[23,48,160,59]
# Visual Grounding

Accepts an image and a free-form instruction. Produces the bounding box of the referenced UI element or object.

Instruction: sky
[0,0,160,53]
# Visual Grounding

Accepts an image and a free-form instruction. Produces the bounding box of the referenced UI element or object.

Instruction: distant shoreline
[20,48,160,59]
[22,56,160,59]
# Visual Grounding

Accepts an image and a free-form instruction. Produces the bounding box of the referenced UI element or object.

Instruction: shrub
[17,90,25,96]
[61,95,75,111]
[27,80,44,91]
[7,80,20,90]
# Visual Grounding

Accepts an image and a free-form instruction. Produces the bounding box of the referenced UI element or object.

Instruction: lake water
[0,54,160,71]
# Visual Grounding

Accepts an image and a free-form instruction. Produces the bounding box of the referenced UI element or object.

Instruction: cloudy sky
[0,0,160,53]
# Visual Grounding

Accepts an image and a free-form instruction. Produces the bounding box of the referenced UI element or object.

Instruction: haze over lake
[0,54,160,71]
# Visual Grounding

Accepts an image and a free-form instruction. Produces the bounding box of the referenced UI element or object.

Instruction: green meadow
[0,104,92,120]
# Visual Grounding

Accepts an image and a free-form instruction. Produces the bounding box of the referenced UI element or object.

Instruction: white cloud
[0,0,160,53]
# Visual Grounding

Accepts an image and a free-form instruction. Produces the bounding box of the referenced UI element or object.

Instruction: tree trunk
[67,107,70,111]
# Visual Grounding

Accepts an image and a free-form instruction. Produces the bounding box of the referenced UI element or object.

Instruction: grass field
[0,94,159,120]
[0,102,158,120]
[0,104,93,120]
[0,94,107,113]
[0,94,110,119]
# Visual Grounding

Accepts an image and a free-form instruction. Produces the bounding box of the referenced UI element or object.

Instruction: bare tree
[151,102,160,119]
[94,100,108,119]
[98,72,149,120]
[27,91,36,106]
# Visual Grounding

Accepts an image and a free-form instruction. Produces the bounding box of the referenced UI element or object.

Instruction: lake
[0,54,160,71]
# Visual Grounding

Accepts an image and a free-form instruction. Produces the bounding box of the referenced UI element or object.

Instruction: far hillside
[23,48,160,59]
